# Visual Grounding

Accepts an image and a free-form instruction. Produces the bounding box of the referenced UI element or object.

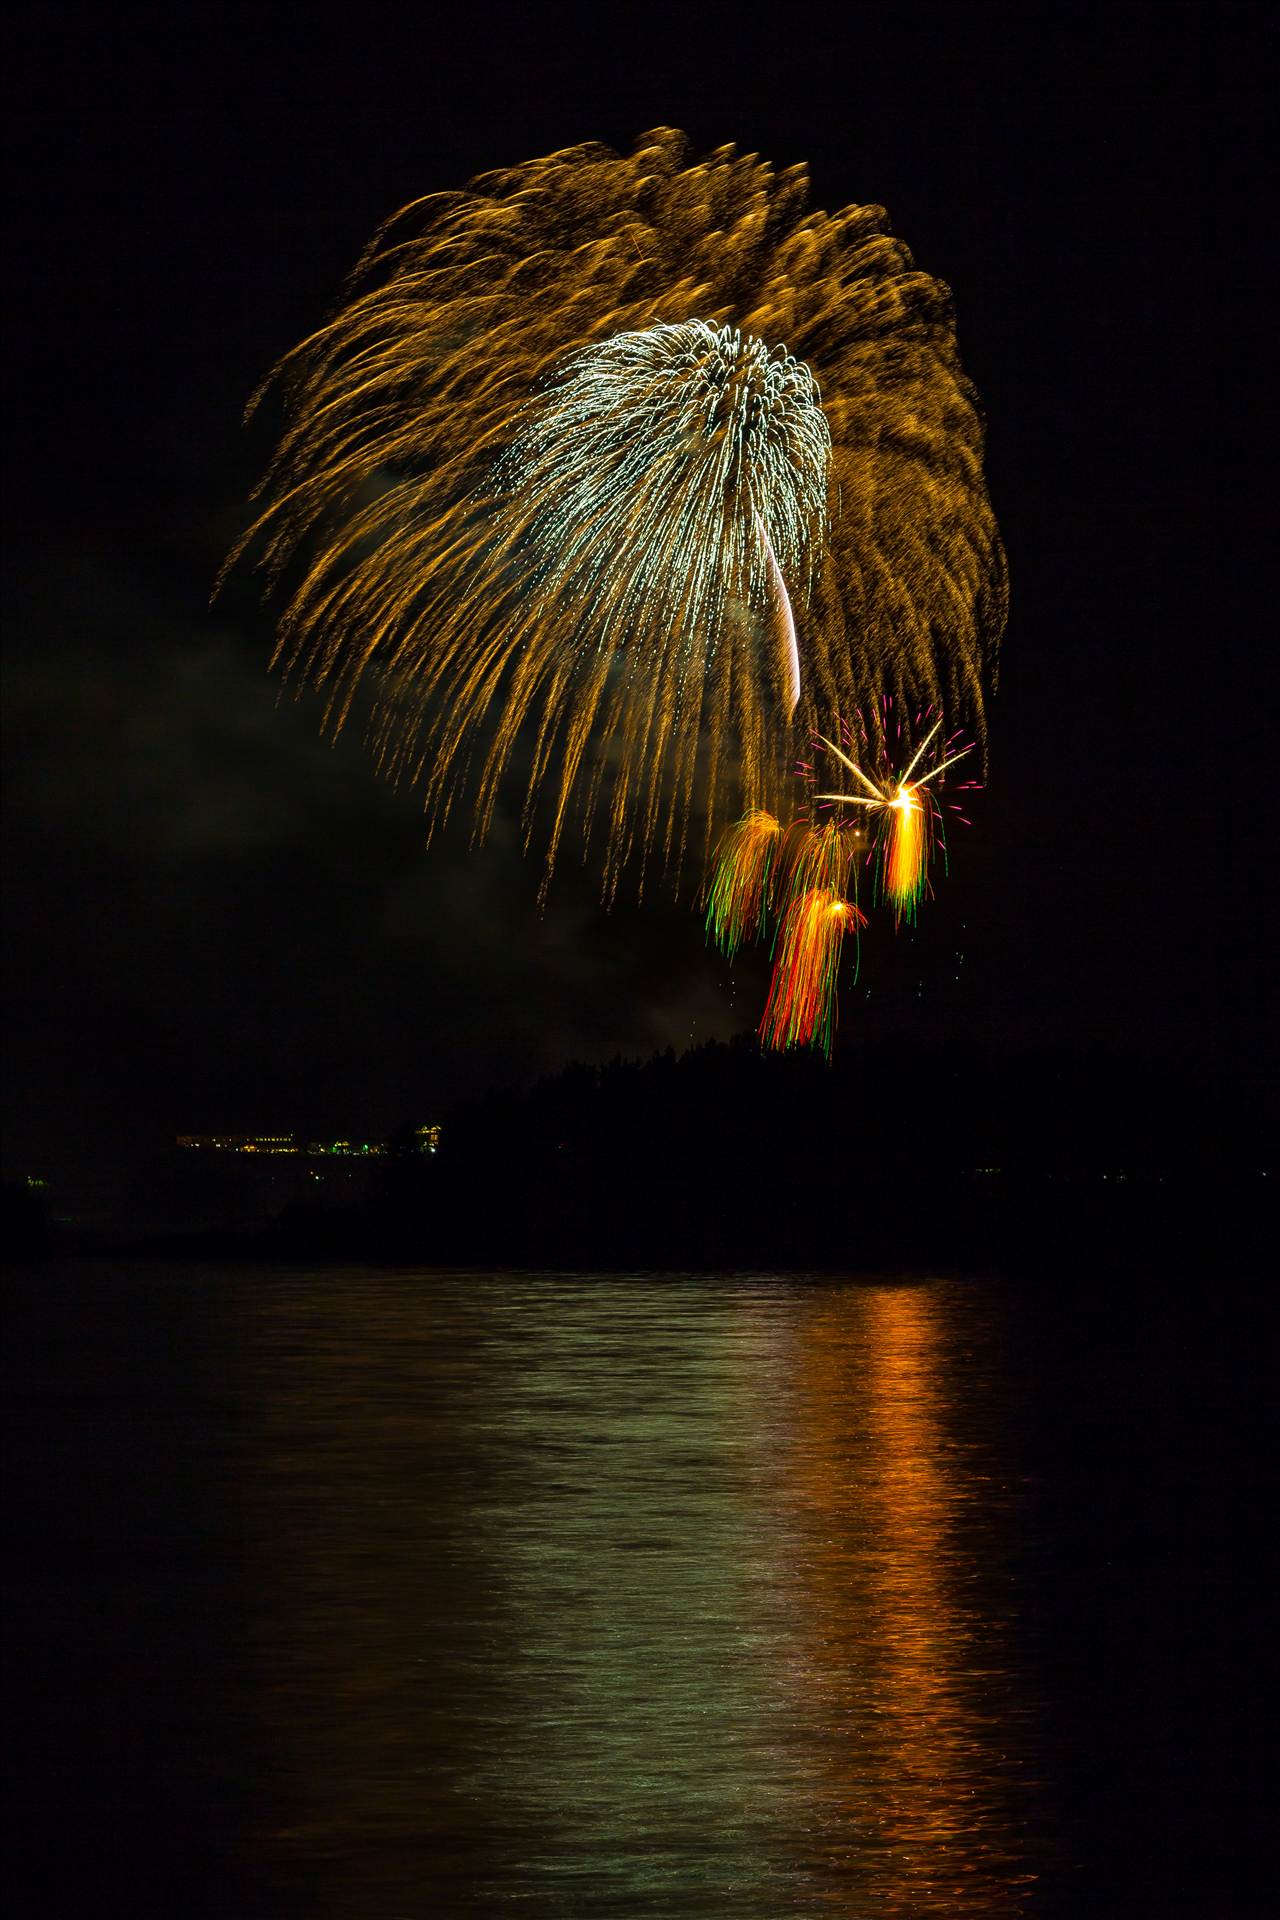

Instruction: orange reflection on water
[785,1282,1036,1914]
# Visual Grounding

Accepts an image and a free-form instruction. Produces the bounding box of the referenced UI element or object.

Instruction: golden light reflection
[784,1283,1038,1914]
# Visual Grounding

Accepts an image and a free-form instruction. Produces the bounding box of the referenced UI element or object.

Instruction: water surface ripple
[233,1271,1044,1914]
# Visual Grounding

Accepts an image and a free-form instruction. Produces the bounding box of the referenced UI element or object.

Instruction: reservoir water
[6,1262,1263,1914]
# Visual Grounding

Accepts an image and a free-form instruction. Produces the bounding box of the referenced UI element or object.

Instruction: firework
[705,809,782,959]
[778,817,859,909]
[812,717,974,924]
[755,510,802,714]
[230,129,1006,896]
[759,888,865,1056]
[883,785,928,916]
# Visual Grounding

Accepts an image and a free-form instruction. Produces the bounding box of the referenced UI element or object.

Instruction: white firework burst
[493,320,829,709]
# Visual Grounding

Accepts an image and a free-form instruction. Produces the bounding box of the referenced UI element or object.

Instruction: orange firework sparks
[759,888,865,1056]
[811,717,973,924]
[884,784,926,915]
[778,817,858,907]
[705,810,782,958]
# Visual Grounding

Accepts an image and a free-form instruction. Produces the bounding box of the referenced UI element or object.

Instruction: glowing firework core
[498,318,829,697]
[885,787,926,911]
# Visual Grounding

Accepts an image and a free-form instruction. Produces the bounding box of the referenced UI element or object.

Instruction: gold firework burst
[230,129,1006,897]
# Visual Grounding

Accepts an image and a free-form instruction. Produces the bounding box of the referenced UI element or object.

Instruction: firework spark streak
[755,511,802,714]
[758,888,865,1056]
[230,129,1006,896]
[705,810,782,959]
[884,786,927,915]
[778,817,859,909]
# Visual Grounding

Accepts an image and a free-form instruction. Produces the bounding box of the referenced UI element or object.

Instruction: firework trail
[759,888,865,1057]
[231,129,1006,897]
[705,809,782,959]
[755,511,802,714]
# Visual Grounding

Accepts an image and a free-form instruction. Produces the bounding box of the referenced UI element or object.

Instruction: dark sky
[4,3,1274,1180]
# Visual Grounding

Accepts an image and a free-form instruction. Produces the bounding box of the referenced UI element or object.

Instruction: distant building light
[177,1133,299,1154]
[179,1130,401,1160]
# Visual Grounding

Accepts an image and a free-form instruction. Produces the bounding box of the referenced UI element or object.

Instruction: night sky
[5,4,1274,1187]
